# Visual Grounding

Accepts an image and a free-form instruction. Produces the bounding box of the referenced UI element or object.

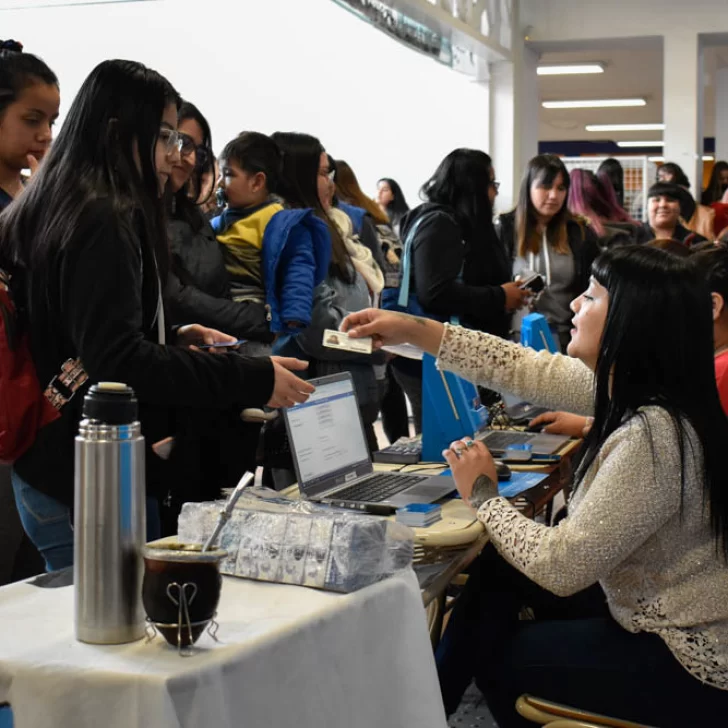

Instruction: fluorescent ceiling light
[542,98,646,109]
[586,123,665,132]
[537,63,605,76]
[617,141,664,148]
[649,155,713,162]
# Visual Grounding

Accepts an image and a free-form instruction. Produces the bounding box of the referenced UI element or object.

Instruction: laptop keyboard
[333,473,427,503]
[479,430,535,451]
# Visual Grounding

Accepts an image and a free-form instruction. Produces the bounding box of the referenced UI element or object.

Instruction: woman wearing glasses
[387,148,528,433]
[165,101,272,345]
[0,60,313,570]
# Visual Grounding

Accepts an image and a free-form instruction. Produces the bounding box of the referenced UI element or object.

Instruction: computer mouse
[495,461,511,482]
[525,422,546,433]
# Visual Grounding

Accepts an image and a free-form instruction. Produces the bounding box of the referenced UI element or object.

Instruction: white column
[715,66,728,164]
[663,31,704,197]
[489,45,538,213]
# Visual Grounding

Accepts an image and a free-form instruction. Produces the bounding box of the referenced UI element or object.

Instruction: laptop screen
[284,373,372,497]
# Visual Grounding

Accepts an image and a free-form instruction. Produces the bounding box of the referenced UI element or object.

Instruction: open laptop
[283,372,455,508]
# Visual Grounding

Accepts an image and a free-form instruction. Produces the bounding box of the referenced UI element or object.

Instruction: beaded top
[437,323,728,690]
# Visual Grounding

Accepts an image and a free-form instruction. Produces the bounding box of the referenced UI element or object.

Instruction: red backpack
[0,266,87,464]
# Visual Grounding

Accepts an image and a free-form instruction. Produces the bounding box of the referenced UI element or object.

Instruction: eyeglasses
[159,128,184,156]
[490,180,501,191]
[178,132,197,157]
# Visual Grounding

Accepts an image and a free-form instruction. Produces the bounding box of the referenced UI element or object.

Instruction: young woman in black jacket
[0,60,313,571]
[392,149,528,431]
[499,154,599,352]
[165,101,271,345]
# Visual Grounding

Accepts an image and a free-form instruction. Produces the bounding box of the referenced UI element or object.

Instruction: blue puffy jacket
[261,209,331,333]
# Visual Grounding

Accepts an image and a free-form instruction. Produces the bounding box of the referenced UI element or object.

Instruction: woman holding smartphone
[0,59,312,571]
[387,149,528,432]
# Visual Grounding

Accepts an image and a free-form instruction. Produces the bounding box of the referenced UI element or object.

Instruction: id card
[322,329,373,354]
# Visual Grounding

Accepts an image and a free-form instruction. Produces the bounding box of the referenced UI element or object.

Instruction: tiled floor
[447,683,499,727]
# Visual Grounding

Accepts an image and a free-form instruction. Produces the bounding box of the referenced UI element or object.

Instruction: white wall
[1,0,489,206]
[522,0,728,43]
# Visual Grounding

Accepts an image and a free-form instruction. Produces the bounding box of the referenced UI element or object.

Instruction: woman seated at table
[341,246,728,728]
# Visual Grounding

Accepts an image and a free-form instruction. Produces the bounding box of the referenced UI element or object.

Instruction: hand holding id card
[322,329,373,354]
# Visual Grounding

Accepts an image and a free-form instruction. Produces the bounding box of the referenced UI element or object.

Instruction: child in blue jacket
[212,132,330,335]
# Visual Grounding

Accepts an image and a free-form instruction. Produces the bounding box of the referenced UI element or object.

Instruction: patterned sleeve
[436,324,595,416]
[476,409,685,596]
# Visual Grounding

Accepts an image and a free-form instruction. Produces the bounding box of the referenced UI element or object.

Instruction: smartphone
[519,272,545,294]
[200,339,247,351]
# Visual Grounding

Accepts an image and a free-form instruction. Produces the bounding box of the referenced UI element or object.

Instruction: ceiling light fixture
[537,63,605,76]
[617,141,664,148]
[586,123,665,132]
[543,98,646,109]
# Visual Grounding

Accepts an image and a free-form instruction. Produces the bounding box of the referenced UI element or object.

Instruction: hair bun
[0,40,24,53]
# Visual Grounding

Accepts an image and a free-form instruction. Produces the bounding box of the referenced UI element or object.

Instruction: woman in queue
[389,149,528,431]
[0,59,312,571]
[499,154,599,351]
[271,134,380,455]
[0,39,59,584]
[342,244,728,727]
[376,176,409,233]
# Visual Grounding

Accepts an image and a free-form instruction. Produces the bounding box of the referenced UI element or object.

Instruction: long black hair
[515,154,573,257]
[0,59,180,286]
[420,148,496,242]
[171,101,214,231]
[702,161,728,205]
[378,177,408,225]
[0,39,57,116]
[270,131,352,282]
[575,245,728,557]
[658,162,690,189]
[596,158,624,208]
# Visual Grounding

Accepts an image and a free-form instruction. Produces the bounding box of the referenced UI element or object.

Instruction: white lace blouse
[437,323,728,690]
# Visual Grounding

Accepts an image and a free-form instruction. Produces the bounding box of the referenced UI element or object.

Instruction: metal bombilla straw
[202,471,255,553]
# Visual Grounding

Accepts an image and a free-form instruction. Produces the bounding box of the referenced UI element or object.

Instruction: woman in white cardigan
[342,245,728,727]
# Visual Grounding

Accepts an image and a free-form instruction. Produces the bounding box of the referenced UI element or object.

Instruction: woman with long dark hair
[500,154,599,351]
[390,149,528,432]
[596,157,624,208]
[165,102,271,343]
[376,177,409,233]
[342,245,728,727]
[0,60,312,570]
[702,160,728,205]
[270,133,380,466]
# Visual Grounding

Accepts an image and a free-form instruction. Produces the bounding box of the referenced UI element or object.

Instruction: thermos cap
[82,382,138,425]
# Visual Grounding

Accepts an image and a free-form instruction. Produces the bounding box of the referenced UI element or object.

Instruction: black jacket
[15,199,275,507]
[398,203,511,337]
[497,210,600,296]
[635,222,708,247]
[165,213,272,342]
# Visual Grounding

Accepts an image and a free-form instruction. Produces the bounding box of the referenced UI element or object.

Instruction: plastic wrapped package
[177,489,415,593]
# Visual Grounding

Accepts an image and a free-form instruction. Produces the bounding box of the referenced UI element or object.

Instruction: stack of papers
[395,503,442,528]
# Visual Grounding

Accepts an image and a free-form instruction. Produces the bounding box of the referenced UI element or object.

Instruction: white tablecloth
[0,569,446,728]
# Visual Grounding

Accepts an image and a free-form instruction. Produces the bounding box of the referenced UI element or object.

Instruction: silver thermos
[74,382,146,644]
